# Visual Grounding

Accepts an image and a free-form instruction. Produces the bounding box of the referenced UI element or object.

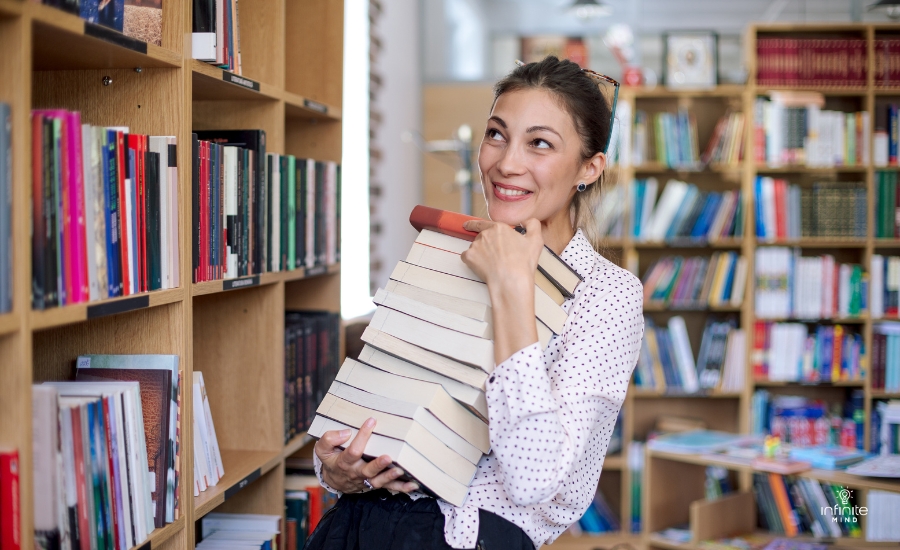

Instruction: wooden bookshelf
[0,2,343,550]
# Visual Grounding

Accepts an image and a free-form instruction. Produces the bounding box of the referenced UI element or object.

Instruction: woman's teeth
[497,186,529,196]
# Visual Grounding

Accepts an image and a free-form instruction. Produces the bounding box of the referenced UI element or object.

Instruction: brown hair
[492,56,614,251]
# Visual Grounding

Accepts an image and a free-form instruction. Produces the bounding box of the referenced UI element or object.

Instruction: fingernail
[339,429,351,438]
[409,482,420,491]
[380,456,392,467]
[365,417,375,428]
[392,467,404,477]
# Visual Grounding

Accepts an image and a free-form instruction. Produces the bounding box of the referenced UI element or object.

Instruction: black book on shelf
[146,150,162,291]
[192,0,215,33]
[296,158,307,269]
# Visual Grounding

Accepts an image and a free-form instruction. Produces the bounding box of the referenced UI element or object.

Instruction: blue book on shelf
[789,446,867,469]
[890,104,899,163]
[754,176,766,238]
[633,181,645,238]
[691,192,721,238]
[648,430,752,454]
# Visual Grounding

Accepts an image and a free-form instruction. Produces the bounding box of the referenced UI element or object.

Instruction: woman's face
[478,87,601,227]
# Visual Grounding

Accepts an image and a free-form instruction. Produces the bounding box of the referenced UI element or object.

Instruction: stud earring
[576,182,587,192]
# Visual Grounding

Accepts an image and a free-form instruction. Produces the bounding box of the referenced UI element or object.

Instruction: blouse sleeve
[483,272,643,506]
[313,452,343,496]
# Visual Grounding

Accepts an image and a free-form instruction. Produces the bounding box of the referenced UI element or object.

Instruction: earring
[576,182,587,192]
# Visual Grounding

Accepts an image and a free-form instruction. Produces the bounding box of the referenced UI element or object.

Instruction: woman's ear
[580,152,606,186]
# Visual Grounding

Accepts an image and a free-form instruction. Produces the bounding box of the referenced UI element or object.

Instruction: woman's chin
[486,202,530,225]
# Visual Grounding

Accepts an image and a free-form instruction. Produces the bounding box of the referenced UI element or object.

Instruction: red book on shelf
[70,406,91,550]
[31,114,45,306]
[198,141,207,282]
[101,396,121,550]
[752,320,769,379]
[68,111,89,304]
[773,179,786,239]
[0,449,20,550]
[58,113,74,305]
[306,485,324,533]
[115,130,131,296]
[128,135,143,291]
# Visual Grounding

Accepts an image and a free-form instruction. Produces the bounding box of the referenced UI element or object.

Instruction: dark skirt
[304,489,534,550]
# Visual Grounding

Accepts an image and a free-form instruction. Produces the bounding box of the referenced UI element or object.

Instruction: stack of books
[192,0,243,74]
[702,111,745,165]
[751,390,866,449]
[31,354,183,550]
[632,109,700,168]
[198,514,282,550]
[636,316,745,394]
[283,466,339,550]
[872,324,900,392]
[631,179,743,243]
[871,256,900,318]
[595,184,626,238]
[642,253,748,309]
[754,92,869,167]
[874,106,900,166]
[866,491,900,542]
[192,372,225,497]
[756,38,867,88]
[755,247,867,319]
[32,110,180,310]
[875,171,900,236]
[751,321,865,382]
[307,206,580,506]
[753,473,863,538]
[871,400,900,455]
[754,178,867,240]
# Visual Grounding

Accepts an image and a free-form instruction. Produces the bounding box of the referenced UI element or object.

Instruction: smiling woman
[306,56,644,550]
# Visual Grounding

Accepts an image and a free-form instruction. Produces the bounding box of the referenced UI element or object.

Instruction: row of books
[755,38,867,87]
[753,473,862,538]
[873,400,900,455]
[755,247,867,320]
[873,323,900,392]
[642,253,747,308]
[751,321,865,383]
[192,130,340,282]
[284,467,338,550]
[631,179,744,242]
[32,110,180,310]
[192,0,243,74]
[0,103,10,314]
[874,105,900,166]
[702,111,745,166]
[0,449,19,550]
[307,206,579,506]
[38,0,163,46]
[870,255,900,319]
[284,311,341,444]
[631,109,699,168]
[31,355,181,550]
[875,171,900,237]
[198,513,280,550]
[636,316,745,394]
[875,39,900,87]
[867,490,900,542]
[752,390,865,450]
[755,179,867,240]
[753,94,869,167]
[594,184,625,238]
[192,372,224,498]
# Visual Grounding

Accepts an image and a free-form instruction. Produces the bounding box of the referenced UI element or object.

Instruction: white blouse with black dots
[315,228,644,549]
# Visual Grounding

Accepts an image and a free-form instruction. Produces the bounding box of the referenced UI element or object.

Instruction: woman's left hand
[461,217,543,289]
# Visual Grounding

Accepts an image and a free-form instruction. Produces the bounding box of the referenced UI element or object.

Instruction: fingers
[315,429,352,455]
[462,219,496,233]
[360,454,393,480]
[522,217,542,238]
[341,417,375,464]
[381,479,421,493]
[367,465,405,488]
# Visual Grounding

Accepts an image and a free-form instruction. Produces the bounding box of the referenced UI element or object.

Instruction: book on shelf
[628,441,644,534]
[35,0,163,46]
[846,454,900,478]
[642,253,747,308]
[594,183,625,238]
[198,513,281,550]
[876,172,900,237]
[576,490,620,534]
[192,371,224,496]
[753,93,869,167]
[754,178,866,240]
[631,178,743,243]
[37,380,157,550]
[647,429,753,454]
[874,400,900,456]
[0,448,19,550]
[284,470,338,541]
[751,321,864,383]
[867,491,900,542]
[284,310,340,442]
[0,103,9,314]
[190,133,341,282]
[31,111,180,309]
[755,37,867,88]
[872,323,900,393]
[752,473,862,539]
[191,0,243,73]
[750,390,865,449]
[755,247,867,320]
[631,109,700,168]
[702,110,745,166]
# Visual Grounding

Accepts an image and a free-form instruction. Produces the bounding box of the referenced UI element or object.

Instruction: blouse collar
[559,228,596,282]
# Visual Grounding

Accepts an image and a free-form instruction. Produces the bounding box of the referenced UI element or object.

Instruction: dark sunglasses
[515,60,619,154]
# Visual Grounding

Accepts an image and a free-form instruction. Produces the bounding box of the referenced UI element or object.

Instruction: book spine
[0,450,20,550]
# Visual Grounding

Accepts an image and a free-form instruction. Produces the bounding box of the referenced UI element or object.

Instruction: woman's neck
[541,210,576,256]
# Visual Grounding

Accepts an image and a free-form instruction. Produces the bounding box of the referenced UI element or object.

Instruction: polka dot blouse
[317,228,644,549]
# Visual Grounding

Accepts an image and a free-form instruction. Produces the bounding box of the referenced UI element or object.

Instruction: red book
[101,397,121,550]
[0,449,20,550]
[128,135,143,291]
[752,320,769,379]
[31,114,45,307]
[70,407,91,550]
[68,111,89,303]
[200,141,208,282]
[115,131,131,296]
[409,204,481,242]
[773,179,786,239]
[306,485,323,533]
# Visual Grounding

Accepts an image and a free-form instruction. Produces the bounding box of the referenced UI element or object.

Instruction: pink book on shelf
[67,111,89,303]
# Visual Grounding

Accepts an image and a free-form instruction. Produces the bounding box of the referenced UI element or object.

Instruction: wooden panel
[631,397,740,441]
[215,462,285,516]
[193,284,283,452]
[690,491,755,541]
[234,0,284,88]
[32,301,184,381]
[284,0,343,106]
[192,98,285,156]
[644,457,706,533]
[285,272,340,313]
[33,68,183,136]
[193,449,283,519]
[285,118,342,163]
[422,83,494,218]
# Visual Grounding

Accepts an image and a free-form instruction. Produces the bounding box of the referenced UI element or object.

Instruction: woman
[309,56,644,550]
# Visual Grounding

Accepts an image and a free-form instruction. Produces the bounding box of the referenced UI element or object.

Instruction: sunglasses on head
[514,60,619,154]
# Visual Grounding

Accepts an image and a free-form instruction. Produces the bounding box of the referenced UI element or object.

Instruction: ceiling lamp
[567,0,612,21]
[870,0,900,19]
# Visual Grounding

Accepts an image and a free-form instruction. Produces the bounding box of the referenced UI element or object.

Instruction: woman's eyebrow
[488,115,507,128]
[527,125,562,138]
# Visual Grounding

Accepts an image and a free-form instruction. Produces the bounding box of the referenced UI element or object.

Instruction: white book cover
[640,177,658,239]
[645,180,686,241]
[166,136,179,288]
[872,255,884,318]
[667,316,698,393]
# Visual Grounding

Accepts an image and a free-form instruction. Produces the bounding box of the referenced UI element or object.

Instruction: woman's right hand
[314,417,420,494]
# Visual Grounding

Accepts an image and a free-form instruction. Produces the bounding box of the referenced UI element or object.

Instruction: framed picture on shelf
[663,31,718,89]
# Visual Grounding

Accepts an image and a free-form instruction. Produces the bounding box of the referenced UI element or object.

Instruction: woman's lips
[492,181,532,202]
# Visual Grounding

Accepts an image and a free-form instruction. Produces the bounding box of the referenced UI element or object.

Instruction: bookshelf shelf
[29,287,185,331]
[628,85,745,99]
[133,517,185,550]
[28,3,181,70]
[755,238,868,248]
[191,60,283,102]
[190,263,341,297]
[873,87,900,95]
[647,534,691,550]
[193,449,285,520]
[872,390,900,398]
[754,315,868,324]
[753,379,865,387]
[755,165,868,173]
[632,389,742,399]
[283,91,342,121]
[873,238,900,248]
[0,312,19,337]
[632,239,744,249]
[603,454,623,470]
[643,303,742,313]
[284,432,314,457]
[756,86,868,96]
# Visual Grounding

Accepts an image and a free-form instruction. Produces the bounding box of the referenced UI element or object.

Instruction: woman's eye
[532,138,551,149]
[486,128,505,141]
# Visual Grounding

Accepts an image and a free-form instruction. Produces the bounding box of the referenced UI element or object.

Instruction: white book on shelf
[872,255,885,318]
[224,147,238,278]
[667,316,698,393]
[639,177,658,239]
[192,33,216,61]
[645,180,687,241]
[149,137,170,289]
